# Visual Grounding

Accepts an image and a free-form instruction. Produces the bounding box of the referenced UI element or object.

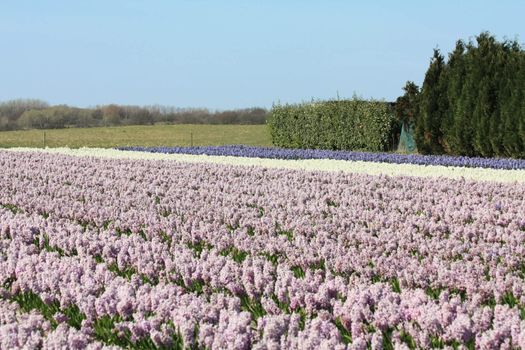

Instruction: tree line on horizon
[0,101,268,131]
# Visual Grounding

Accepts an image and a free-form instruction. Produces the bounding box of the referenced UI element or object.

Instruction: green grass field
[0,124,272,148]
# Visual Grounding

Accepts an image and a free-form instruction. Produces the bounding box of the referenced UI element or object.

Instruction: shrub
[268,97,396,152]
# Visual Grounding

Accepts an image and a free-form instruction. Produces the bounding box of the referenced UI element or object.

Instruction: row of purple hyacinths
[1,151,525,349]
[117,145,525,170]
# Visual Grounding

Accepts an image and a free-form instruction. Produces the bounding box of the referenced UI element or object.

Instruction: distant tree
[17,106,72,129]
[122,106,154,125]
[76,109,97,128]
[92,108,103,124]
[0,116,8,130]
[18,109,48,129]
[216,111,239,124]
[102,105,123,126]
[0,99,49,130]
[239,108,268,124]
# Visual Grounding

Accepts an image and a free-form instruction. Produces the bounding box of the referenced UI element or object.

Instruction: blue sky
[0,0,523,109]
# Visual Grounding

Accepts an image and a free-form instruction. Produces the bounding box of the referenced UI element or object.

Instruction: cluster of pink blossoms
[0,150,524,349]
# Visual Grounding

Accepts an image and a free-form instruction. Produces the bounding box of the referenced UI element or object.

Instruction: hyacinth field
[1,148,525,349]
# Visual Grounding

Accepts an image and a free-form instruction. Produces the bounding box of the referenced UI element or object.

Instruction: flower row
[117,145,525,170]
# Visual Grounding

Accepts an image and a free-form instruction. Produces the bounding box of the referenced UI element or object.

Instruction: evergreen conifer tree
[412,32,524,157]
[443,40,466,154]
[415,49,446,154]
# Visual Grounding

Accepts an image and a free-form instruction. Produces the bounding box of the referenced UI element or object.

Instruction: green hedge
[268,98,397,152]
